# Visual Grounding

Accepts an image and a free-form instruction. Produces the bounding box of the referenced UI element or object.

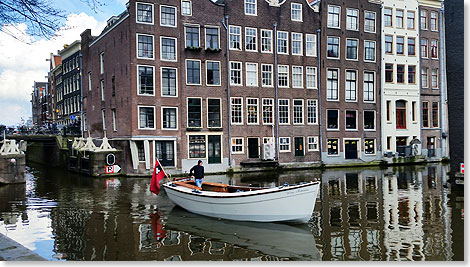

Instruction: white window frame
[327,5,341,29]
[206,60,221,86]
[326,36,340,59]
[307,136,319,151]
[184,24,200,48]
[261,29,273,53]
[205,26,221,50]
[181,0,192,16]
[305,34,317,57]
[136,2,154,25]
[327,138,340,156]
[245,27,258,52]
[306,67,317,89]
[112,109,117,132]
[88,72,92,91]
[246,98,259,125]
[364,11,376,33]
[230,61,242,86]
[245,62,258,87]
[161,106,179,130]
[326,109,339,131]
[307,99,318,125]
[364,139,376,155]
[160,67,178,97]
[262,98,274,125]
[346,8,359,31]
[326,68,339,101]
[207,98,222,128]
[292,66,303,89]
[345,69,357,102]
[160,36,177,62]
[244,0,257,16]
[231,137,245,154]
[291,3,302,22]
[137,105,156,130]
[185,59,202,86]
[364,40,376,62]
[187,97,202,128]
[230,97,244,125]
[136,33,155,60]
[345,110,358,131]
[99,52,104,74]
[363,71,375,103]
[278,99,290,125]
[229,25,242,51]
[278,65,289,88]
[293,99,304,125]
[102,109,106,130]
[363,110,376,131]
[279,137,291,152]
[277,31,289,55]
[137,65,155,96]
[291,32,303,56]
[261,64,274,87]
[100,79,105,101]
[160,5,177,28]
[345,38,359,61]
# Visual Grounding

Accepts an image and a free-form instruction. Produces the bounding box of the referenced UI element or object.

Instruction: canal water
[0,163,464,261]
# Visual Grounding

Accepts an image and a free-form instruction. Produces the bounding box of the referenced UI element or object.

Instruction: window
[408,66,416,84]
[420,10,428,29]
[327,139,339,155]
[396,36,404,55]
[327,69,339,100]
[430,11,438,31]
[261,64,273,87]
[279,137,291,152]
[308,136,319,151]
[230,62,242,85]
[421,39,428,58]
[364,11,376,32]
[100,52,104,74]
[136,141,145,161]
[278,99,290,124]
[139,106,155,129]
[327,37,339,58]
[307,99,318,124]
[408,37,415,56]
[345,110,357,130]
[186,60,201,85]
[262,98,274,124]
[189,135,206,158]
[432,102,439,127]
[327,110,339,130]
[206,27,219,49]
[246,63,258,86]
[245,0,257,16]
[182,0,192,16]
[206,61,220,86]
[88,72,92,91]
[407,11,415,29]
[187,98,202,127]
[261,30,272,53]
[138,66,154,95]
[364,139,375,155]
[364,40,375,61]
[292,66,303,88]
[245,27,257,51]
[306,67,317,89]
[293,99,304,124]
[161,67,177,96]
[185,26,199,48]
[161,37,176,61]
[421,67,428,87]
[387,137,392,150]
[291,33,302,55]
[277,31,288,54]
[346,9,359,30]
[396,100,406,129]
[229,26,241,50]
[385,35,393,54]
[137,34,154,59]
[364,111,375,130]
[412,101,417,122]
[346,39,358,60]
[100,80,105,101]
[431,69,438,88]
[246,98,259,124]
[345,70,357,101]
[291,3,302,21]
[162,107,177,129]
[231,97,243,124]
[231,138,244,154]
[396,9,404,28]
[364,71,375,102]
[397,65,405,83]
[384,8,392,27]
[160,5,176,27]
[306,34,317,56]
[208,98,221,128]
[278,65,289,87]
[430,40,438,58]
[137,3,153,24]
[328,5,340,28]
[386,100,391,121]
[422,102,429,128]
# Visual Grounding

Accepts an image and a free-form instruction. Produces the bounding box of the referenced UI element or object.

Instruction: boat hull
[163,181,320,223]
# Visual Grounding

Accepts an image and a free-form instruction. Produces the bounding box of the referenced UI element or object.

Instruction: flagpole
[155,157,171,181]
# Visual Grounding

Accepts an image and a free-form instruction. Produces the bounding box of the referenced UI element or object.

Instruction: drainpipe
[79,51,84,138]
[438,4,449,158]
[222,15,232,168]
[273,23,280,162]
[317,28,323,162]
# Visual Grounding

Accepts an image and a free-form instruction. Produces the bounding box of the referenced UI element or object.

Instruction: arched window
[396,100,407,129]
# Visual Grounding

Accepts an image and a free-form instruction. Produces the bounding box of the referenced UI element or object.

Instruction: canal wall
[0,154,26,184]
[0,233,46,261]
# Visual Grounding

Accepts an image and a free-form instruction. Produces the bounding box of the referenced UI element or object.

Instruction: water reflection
[0,163,463,261]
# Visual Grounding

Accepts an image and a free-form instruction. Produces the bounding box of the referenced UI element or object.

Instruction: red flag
[150,158,166,195]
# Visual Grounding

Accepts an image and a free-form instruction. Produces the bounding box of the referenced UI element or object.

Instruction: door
[208,135,222,164]
[248,138,259,158]
[155,141,175,166]
[294,137,304,157]
[344,140,358,159]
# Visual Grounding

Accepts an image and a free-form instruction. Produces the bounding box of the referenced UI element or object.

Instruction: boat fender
[169,183,177,187]
[283,182,289,187]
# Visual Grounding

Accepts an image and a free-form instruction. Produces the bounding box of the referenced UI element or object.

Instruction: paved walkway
[0,233,46,261]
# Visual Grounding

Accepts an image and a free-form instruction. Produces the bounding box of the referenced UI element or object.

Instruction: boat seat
[174,181,202,191]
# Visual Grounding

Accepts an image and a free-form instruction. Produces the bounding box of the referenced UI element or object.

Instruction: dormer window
[182,0,192,16]
[245,0,257,16]
[291,3,302,21]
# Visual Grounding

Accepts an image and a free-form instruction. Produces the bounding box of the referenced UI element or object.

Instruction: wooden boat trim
[163,181,319,199]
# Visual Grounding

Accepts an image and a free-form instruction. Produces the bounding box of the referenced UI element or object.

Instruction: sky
[0,0,128,126]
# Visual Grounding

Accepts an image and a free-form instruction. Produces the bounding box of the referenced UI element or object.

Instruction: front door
[248,138,259,158]
[208,135,222,164]
[294,137,304,156]
[155,141,175,166]
[345,140,358,159]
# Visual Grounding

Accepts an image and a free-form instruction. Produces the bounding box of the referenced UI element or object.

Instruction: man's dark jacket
[190,165,204,179]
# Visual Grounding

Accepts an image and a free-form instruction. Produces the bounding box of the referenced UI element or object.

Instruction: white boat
[162,179,320,223]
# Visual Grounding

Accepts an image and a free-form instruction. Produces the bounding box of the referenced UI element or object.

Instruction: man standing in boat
[189,160,204,188]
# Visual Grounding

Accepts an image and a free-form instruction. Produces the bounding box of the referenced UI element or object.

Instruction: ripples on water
[0,163,464,261]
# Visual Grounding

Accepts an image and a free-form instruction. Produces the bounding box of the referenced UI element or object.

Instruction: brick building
[31,82,49,127]
[319,0,382,164]
[47,53,62,123]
